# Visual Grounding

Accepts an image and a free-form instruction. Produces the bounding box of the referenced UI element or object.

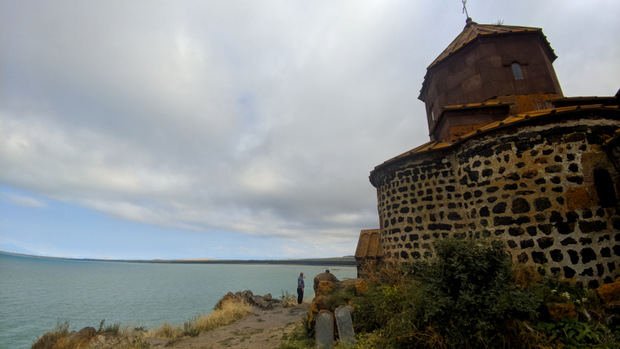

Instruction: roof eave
[370,104,620,188]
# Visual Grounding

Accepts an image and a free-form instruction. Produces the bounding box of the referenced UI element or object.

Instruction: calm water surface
[0,252,356,349]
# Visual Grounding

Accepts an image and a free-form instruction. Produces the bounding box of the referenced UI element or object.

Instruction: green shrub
[403,239,540,347]
[282,237,619,348]
[535,319,616,347]
[347,238,544,347]
[324,284,357,312]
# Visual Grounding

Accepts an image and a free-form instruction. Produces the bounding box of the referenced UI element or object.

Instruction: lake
[0,252,357,348]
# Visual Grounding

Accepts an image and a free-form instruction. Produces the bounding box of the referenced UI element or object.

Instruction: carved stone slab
[335,305,356,345]
[315,310,334,349]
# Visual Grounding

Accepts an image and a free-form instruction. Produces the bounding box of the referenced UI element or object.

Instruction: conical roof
[427,18,556,70]
[419,18,557,101]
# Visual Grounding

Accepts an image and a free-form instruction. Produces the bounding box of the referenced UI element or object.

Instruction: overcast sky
[1,0,619,260]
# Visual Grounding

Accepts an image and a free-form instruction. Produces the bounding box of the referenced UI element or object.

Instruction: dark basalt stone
[537,237,554,249]
[580,248,597,263]
[550,249,564,262]
[545,165,563,173]
[534,197,552,211]
[520,239,534,248]
[512,198,530,213]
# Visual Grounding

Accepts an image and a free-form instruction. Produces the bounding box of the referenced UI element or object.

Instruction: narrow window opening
[511,63,524,80]
[594,169,617,207]
[431,109,435,121]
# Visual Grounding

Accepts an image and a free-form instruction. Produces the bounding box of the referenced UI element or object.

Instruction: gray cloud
[1,0,619,256]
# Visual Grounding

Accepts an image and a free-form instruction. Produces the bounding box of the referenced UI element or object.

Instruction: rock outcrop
[215,290,289,310]
[597,277,620,308]
[31,326,135,349]
[313,271,339,293]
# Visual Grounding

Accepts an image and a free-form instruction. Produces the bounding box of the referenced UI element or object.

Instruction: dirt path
[144,304,309,349]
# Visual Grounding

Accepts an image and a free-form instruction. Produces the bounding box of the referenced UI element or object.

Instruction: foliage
[535,319,620,347]
[281,290,296,304]
[97,319,121,335]
[400,239,540,347]
[324,284,357,312]
[278,317,315,349]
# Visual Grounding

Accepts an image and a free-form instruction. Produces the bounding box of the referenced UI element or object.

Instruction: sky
[1,1,619,260]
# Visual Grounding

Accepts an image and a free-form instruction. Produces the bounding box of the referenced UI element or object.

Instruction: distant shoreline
[0,250,357,266]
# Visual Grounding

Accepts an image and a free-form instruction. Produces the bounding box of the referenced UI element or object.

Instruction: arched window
[594,169,617,207]
[511,63,524,80]
[427,104,435,122]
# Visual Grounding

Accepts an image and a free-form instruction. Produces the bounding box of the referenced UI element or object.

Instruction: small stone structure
[363,18,620,288]
[354,229,383,277]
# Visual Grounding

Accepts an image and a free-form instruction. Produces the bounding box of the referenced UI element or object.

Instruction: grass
[32,297,254,348]
[32,320,149,349]
[278,318,315,349]
[147,297,253,339]
[281,290,297,305]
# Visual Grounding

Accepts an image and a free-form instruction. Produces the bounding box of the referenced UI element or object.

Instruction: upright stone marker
[315,310,334,349]
[335,306,356,345]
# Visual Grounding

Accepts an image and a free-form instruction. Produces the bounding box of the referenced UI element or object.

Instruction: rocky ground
[144,303,309,349]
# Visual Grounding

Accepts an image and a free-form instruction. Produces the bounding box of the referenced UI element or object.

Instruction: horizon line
[0,250,357,266]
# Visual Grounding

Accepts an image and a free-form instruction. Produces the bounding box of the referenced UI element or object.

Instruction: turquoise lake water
[0,252,357,349]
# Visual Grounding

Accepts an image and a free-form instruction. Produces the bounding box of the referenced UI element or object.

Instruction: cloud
[1,192,47,208]
[1,0,619,258]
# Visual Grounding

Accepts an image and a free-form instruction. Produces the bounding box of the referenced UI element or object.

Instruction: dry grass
[147,298,253,339]
[147,321,184,339]
[33,299,254,348]
[31,321,149,349]
[194,298,253,332]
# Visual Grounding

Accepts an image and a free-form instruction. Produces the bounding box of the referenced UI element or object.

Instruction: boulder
[250,295,273,310]
[547,303,577,321]
[215,290,287,310]
[33,326,98,349]
[88,333,122,349]
[339,278,368,294]
[68,327,96,348]
[32,332,62,349]
[597,277,620,308]
[308,295,328,328]
[313,271,340,293]
[355,279,369,294]
[316,280,335,297]
[214,292,242,310]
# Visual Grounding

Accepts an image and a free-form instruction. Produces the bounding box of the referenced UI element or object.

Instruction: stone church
[356,18,620,287]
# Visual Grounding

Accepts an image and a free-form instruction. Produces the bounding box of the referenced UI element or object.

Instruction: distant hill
[0,251,356,266]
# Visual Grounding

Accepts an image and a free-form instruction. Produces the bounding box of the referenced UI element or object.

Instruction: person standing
[297,272,305,304]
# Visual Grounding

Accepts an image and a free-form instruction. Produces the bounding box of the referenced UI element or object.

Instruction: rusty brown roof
[428,99,511,137]
[442,99,508,111]
[371,104,620,181]
[604,128,620,148]
[354,229,383,259]
[428,19,555,70]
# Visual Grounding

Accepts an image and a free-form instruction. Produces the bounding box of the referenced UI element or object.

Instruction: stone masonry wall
[375,115,620,287]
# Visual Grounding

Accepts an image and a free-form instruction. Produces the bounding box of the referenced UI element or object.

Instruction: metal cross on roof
[462,0,470,19]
